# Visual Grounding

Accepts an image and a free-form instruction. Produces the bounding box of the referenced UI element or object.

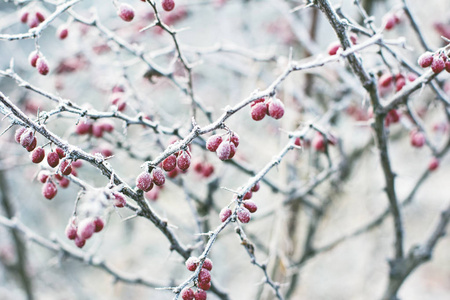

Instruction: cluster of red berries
[20,8,45,29]
[219,182,260,224]
[180,257,213,300]
[378,72,418,93]
[383,12,402,31]
[327,33,358,56]
[418,51,450,74]
[193,159,214,178]
[206,132,239,161]
[136,167,166,192]
[28,50,49,76]
[36,160,82,199]
[250,98,285,121]
[65,216,104,248]
[117,3,135,22]
[75,119,115,138]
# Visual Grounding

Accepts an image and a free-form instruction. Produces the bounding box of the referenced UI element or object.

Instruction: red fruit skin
[230,133,239,147]
[136,172,153,192]
[111,93,127,111]
[27,16,39,28]
[167,168,179,178]
[76,120,92,135]
[94,218,104,232]
[47,152,60,168]
[20,11,29,23]
[74,236,86,248]
[185,257,198,271]
[243,190,252,200]
[37,171,50,183]
[202,163,214,178]
[152,168,166,186]
[177,151,191,171]
[60,160,72,176]
[65,223,77,240]
[384,14,396,30]
[250,98,265,106]
[267,98,285,119]
[15,127,26,143]
[55,147,66,158]
[26,137,37,152]
[202,258,213,271]
[36,57,49,75]
[194,289,207,300]
[227,143,236,159]
[198,268,211,284]
[237,208,251,223]
[71,160,83,168]
[216,141,231,161]
[28,51,39,68]
[58,177,70,188]
[31,147,45,164]
[418,52,434,68]
[445,61,450,73]
[162,0,175,11]
[206,135,223,152]
[197,281,211,291]
[42,181,57,200]
[428,157,439,171]
[118,3,135,22]
[57,26,69,39]
[181,288,195,300]
[113,193,127,207]
[251,182,260,192]
[100,120,114,132]
[395,77,406,92]
[145,187,160,201]
[92,124,104,138]
[251,102,267,121]
[35,11,45,22]
[410,131,425,148]
[327,41,341,56]
[312,134,325,152]
[431,56,445,74]
[378,73,393,88]
[219,207,232,222]
[243,200,258,213]
[20,130,34,148]
[77,219,95,240]
[162,154,177,172]
[193,161,204,173]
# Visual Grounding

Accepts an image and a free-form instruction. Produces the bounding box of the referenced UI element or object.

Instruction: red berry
[113,193,127,207]
[251,182,260,192]
[42,181,57,200]
[198,268,211,285]
[206,135,223,152]
[20,11,29,23]
[65,223,77,240]
[36,57,49,75]
[60,160,72,176]
[181,288,195,300]
[26,137,37,152]
[227,143,236,160]
[74,236,86,248]
[237,207,251,223]
[77,218,95,240]
[31,147,45,163]
[72,160,83,168]
[37,171,50,183]
[47,152,60,168]
[136,172,153,192]
[327,41,341,56]
[428,157,439,171]
[20,129,34,148]
[202,163,214,178]
[15,127,26,143]
[185,257,198,271]
[197,281,211,291]
[162,0,175,11]
[250,102,267,121]
[55,147,66,159]
[243,200,258,213]
[111,93,127,111]
[407,73,418,82]
[267,98,285,119]
[58,177,70,188]
[162,154,177,172]
[202,258,213,271]
[28,51,39,68]
[229,133,239,147]
[177,151,191,171]
[27,16,39,28]
[152,168,166,186]
[219,207,232,222]
[216,141,231,161]
[94,217,104,233]
[100,120,114,132]
[445,60,450,73]
[378,73,393,87]
[92,123,104,138]
[194,289,207,300]
[395,77,406,91]
[76,120,93,135]
[145,187,160,201]
[312,134,325,152]
[57,25,69,39]
[431,56,445,74]
[117,3,135,22]
[410,130,425,148]
[418,52,434,68]
[243,190,252,200]
[193,160,204,173]
[35,11,45,23]
[384,14,396,30]
[167,168,179,178]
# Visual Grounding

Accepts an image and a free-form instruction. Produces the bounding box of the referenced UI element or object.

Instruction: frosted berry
[42,181,57,200]
[94,217,104,233]
[198,268,211,285]
[76,120,92,135]
[428,157,439,171]
[77,218,95,240]
[117,3,135,22]
[410,131,425,148]
[181,288,195,300]
[216,141,231,161]
[243,200,258,213]
[219,207,232,222]
[230,133,239,147]
[431,56,445,74]
[28,51,39,68]
[152,168,166,186]
[136,172,153,192]
[35,11,45,23]
[237,207,251,223]
[57,25,69,39]
[267,98,285,119]
[47,152,60,168]
[111,93,127,111]
[15,127,26,143]
[65,223,77,240]
[202,258,213,271]
[31,147,45,163]
[36,57,49,75]
[378,73,393,87]
[197,281,211,291]
[251,102,267,121]
[327,41,341,56]
[194,289,207,300]
[74,236,85,248]
[395,77,406,92]
[26,137,37,152]
[60,160,72,176]
[445,60,450,73]
[113,193,127,207]
[20,129,34,148]
[27,16,39,28]
[177,151,191,171]
[185,257,199,271]
[227,143,236,160]
[251,182,260,192]
[37,171,50,183]
[243,190,252,200]
[418,52,434,68]
[206,135,223,152]
[55,147,66,159]
[162,154,177,172]
[162,0,175,11]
